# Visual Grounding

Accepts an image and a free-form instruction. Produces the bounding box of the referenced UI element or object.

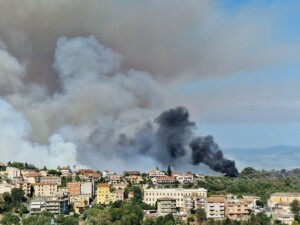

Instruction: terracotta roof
[34,182,58,186]
[157,176,176,181]
[97,183,111,187]
[24,172,40,177]
[207,196,226,203]
[123,171,141,175]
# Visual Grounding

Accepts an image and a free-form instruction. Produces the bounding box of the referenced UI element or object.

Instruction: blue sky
[178,0,300,149]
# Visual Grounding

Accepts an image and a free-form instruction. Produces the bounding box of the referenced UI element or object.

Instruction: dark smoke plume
[155,107,195,159]
[190,136,239,177]
[153,107,239,177]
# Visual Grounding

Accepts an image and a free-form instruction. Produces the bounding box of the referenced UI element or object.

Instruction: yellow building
[73,198,89,214]
[34,183,58,197]
[97,183,112,204]
[269,193,300,208]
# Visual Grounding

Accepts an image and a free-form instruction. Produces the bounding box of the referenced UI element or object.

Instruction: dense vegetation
[196,167,300,203]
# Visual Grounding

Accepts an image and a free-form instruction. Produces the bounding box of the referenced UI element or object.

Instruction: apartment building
[30,195,69,215]
[73,197,89,214]
[184,195,206,212]
[96,183,124,204]
[176,174,194,184]
[269,192,300,208]
[80,182,95,197]
[226,198,251,221]
[157,197,177,216]
[125,175,144,185]
[152,176,176,186]
[23,172,41,184]
[40,176,62,185]
[66,182,81,197]
[58,167,71,176]
[112,183,127,190]
[108,175,124,184]
[148,170,166,178]
[110,189,125,202]
[144,188,207,207]
[34,183,58,197]
[6,167,22,183]
[206,195,226,220]
[83,172,101,182]
[97,183,111,204]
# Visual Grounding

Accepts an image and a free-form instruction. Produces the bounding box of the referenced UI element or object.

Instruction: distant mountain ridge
[223,145,300,171]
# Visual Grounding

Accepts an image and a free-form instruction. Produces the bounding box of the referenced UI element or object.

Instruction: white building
[80,182,95,197]
[144,188,207,207]
[176,174,194,184]
[206,195,226,220]
[30,196,69,215]
[148,170,166,178]
[6,167,21,182]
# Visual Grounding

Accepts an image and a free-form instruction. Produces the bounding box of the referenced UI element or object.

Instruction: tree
[167,165,172,176]
[291,199,300,214]
[196,208,207,224]
[55,214,79,225]
[256,199,264,208]
[240,167,257,177]
[22,214,52,225]
[11,188,25,203]
[48,169,62,176]
[1,212,20,225]
[83,207,110,225]
[295,214,300,223]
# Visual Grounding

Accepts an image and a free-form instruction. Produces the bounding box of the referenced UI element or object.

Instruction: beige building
[0,181,14,194]
[23,172,41,184]
[40,176,62,185]
[144,188,207,207]
[125,175,143,185]
[34,183,58,197]
[152,176,176,186]
[107,175,124,184]
[206,195,226,220]
[157,197,177,216]
[272,208,294,225]
[148,170,166,178]
[184,195,206,212]
[111,189,125,202]
[226,198,251,220]
[6,167,22,183]
[176,174,194,184]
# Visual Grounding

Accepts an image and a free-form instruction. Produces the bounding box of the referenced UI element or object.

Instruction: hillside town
[0,162,300,224]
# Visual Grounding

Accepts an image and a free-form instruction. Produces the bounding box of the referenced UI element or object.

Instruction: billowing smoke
[0,34,238,175]
[155,107,195,159]
[140,107,239,177]
[190,136,239,177]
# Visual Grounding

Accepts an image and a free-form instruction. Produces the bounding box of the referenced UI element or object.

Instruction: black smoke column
[190,135,239,177]
[155,107,195,159]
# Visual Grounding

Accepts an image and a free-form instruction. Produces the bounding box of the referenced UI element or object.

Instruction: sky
[0,0,300,171]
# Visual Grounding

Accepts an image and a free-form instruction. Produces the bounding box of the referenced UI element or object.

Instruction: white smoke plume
[0,98,77,168]
[0,38,25,95]
[1,36,167,170]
